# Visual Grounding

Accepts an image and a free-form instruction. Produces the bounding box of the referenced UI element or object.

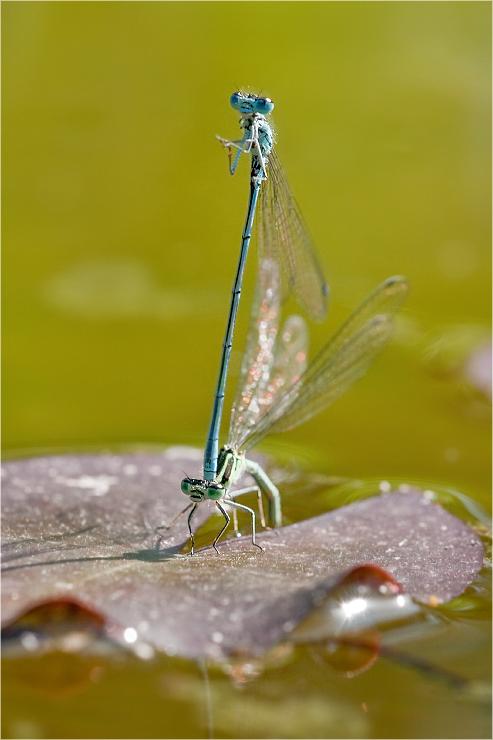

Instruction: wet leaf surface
[2,450,484,661]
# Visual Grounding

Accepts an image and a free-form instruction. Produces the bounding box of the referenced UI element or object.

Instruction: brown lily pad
[2,450,484,661]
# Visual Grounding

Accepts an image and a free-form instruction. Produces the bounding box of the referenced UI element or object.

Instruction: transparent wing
[231,314,309,450]
[258,148,328,323]
[228,260,309,449]
[228,259,281,446]
[241,276,409,452]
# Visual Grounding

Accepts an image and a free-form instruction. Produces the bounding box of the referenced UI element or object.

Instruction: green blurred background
[2,4,491,738]
[3,2,491,493]
[3,1,490,504]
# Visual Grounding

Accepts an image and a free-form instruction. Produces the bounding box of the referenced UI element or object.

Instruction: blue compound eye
[230,92,243,111]
[254,97,274,114]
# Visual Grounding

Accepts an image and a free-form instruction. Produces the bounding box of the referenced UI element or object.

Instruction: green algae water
[2,3,491,738]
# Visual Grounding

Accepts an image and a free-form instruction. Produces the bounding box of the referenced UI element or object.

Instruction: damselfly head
[181,477,224,502]
[230,92,274,117]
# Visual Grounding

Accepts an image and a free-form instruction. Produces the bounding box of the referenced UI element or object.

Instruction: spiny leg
[213,502,231,554]
[225,485,266,529]
[229,137,253,174]
[244,458,282,528]
[155,502,194,550]
[216,136,252,152]
[222,499,263,552]
[217,129,255,175]
[256,489,267,529]
[244,120,268,181]
[156,502,194,535]
[225,485,255,536]
[187,503,199,556]
[252,131,269,181]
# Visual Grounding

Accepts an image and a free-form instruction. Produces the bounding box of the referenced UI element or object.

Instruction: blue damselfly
[203,92,328,485]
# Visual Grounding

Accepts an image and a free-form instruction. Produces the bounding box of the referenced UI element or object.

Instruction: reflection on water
[422,322,492,399]
[42,259,224,320]
[436,240,480,281]
[320,477,492,526]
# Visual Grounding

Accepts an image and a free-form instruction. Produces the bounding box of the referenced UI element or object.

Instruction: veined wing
[258,148,328,323]
[231,314,309,450]
[228,259,281,446]
[228,260,309,450]
[241,276,408,452]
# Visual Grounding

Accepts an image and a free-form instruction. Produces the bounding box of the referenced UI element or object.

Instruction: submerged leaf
[2,450,484,661]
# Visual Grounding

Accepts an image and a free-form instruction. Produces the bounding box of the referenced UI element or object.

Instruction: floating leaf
[2,450,484,662]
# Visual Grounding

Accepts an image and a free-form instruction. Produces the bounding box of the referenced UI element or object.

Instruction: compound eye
[207,483,224,501]
[254,97,274,114]
[230,92,243,111]
[181,479,191,494]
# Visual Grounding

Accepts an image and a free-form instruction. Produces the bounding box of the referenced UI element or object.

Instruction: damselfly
[203,92,328,489]
[181,258,408,554]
